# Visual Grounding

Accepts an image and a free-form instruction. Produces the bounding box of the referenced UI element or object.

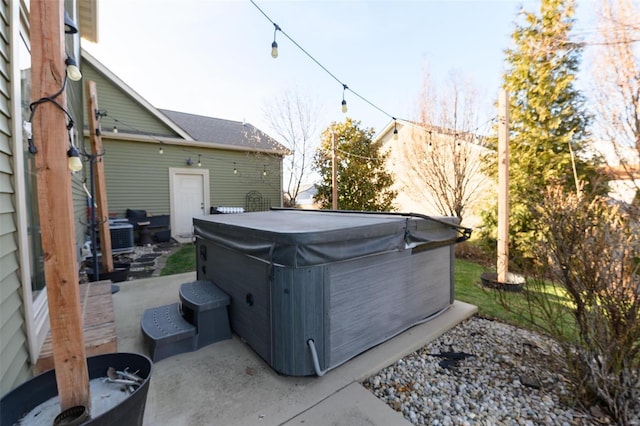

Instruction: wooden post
[30,0,91,411]
[331,132,338,210]
[86,81,114,273]
[497,90,510,283]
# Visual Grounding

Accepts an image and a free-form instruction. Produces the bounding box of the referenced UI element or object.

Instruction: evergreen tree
[314,118,396,211]
[481,0,601,262]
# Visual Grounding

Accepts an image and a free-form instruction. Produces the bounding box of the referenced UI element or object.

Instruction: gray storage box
[193,210,462,376]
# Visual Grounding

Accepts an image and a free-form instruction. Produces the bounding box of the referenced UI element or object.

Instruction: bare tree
[263,88,322,207]
[590,0,640,195]
[395,71,489,224]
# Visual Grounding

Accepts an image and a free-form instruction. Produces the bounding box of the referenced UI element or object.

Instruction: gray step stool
[180,280,231,349]
[140,303,196,362]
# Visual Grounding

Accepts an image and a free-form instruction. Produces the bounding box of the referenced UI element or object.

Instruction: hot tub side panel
[271,266,326,376]
[326,245,453,369]
[196,238,273,365]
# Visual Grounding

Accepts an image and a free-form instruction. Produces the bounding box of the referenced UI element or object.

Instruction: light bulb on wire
[158,146,164,155]
[341,84,348,113]
[271,23,281,58]
[393,120,399,140]
[65,55,82,81]
[67,146,83,172]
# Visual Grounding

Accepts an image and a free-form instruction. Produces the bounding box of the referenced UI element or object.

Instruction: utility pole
[331,131,338,210]
[30,0,91,411]
[497,89,510,283]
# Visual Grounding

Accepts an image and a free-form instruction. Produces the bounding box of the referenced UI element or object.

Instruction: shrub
[499,186,640,424]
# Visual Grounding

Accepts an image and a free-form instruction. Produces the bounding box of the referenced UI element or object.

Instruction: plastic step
[180,280,230,312]
[179,280,231,349]
[140,303,196,362]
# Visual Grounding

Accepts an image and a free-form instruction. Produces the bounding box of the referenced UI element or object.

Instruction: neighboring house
[375,120,494,229]
[80,51,287,239]
[294,184,319,209]
[1,0,98,396]
[587,139,639,204]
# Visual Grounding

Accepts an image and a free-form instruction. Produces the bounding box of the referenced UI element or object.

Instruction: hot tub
[193,209,469,376]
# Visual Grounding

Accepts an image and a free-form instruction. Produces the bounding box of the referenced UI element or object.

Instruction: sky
[82,0,597,141]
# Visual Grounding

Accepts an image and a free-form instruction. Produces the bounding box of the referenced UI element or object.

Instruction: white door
[170,168,210,238]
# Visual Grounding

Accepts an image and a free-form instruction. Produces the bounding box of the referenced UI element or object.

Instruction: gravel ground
[363,317,624,426]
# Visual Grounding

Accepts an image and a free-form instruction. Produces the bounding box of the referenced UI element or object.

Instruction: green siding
[101,139,282,216]
[0,0,31,397]
[81,62,180,137]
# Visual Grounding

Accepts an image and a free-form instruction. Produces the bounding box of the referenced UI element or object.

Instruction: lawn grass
[453,259,534,329]
[159,243,570,334]
[160,243,196,276]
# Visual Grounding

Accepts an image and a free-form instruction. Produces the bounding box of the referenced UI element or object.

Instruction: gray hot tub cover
[193,209,470,268]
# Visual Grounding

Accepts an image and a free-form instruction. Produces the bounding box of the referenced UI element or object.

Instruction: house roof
[159,109,288,154]
[81,50,194,140]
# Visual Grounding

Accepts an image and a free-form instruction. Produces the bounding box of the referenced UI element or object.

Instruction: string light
[250,0,395,120]
[27,65,76,155]
[197,154,202,167]
[233,162,238,174]
[271,23,281,58]
[65,54,82,81]
[393,119,399,140]
[112,125,118,133]
[341,84,348,113]
[263,165,267,176]
[158,146,164,154]
[67,145,83,172]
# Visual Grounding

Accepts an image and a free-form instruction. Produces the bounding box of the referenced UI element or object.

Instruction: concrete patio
[112,272,477,425]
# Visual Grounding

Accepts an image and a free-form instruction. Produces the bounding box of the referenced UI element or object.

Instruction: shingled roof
[160,109,287,153]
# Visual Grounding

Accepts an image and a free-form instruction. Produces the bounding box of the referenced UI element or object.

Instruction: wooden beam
[497,89,510,283]
[332,132,338,210]
[85,81,113,272]
[30,0,91,411]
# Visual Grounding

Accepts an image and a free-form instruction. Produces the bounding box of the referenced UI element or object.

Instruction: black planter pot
[480,271,525,292]
[86,266,130,283]
[84,258,132,270]
[1,352,152,425]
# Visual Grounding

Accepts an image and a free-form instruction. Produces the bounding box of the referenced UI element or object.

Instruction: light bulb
[65,56,82,81]
[341,99,347,113]
[271,41,278,59]
[67,146,83,172]
[159,146,164,154]
[393,128,399,140]
[112,125,118,133]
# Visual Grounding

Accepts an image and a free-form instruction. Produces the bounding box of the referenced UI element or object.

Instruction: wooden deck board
[34,281,117,374]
